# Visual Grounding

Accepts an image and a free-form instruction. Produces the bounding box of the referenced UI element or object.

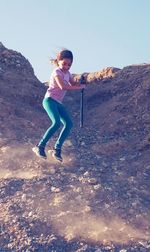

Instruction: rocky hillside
[0,42,47,142]
[0,43,149,251]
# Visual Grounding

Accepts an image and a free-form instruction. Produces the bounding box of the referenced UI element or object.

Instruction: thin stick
[80,89,84,128]
[80,75,85,128]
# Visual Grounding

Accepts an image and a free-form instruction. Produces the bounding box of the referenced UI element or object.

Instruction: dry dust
[30,183,149,245]
[0,142,149,245]
[0,142,74,179]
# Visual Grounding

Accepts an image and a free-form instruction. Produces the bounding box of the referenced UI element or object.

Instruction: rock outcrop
[0,42,47,143]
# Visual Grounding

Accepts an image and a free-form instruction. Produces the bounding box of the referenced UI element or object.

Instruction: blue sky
[0,0,150,81]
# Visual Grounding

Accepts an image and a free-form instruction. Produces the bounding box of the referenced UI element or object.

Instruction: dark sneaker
[32,145,47,159]
[52,148,63,162]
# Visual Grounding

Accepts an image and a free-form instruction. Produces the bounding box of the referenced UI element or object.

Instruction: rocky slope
[0,43,149,251]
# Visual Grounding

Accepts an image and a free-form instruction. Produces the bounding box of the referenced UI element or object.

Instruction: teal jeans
[38,97,73,149]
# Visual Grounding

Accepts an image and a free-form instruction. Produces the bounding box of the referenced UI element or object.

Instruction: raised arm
[55,75,85,90]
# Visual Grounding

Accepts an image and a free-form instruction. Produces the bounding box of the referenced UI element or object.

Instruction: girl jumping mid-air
[33,49,85,162]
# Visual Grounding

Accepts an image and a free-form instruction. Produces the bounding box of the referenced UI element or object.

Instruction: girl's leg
[38,98,61,147]
[54,103,73,150]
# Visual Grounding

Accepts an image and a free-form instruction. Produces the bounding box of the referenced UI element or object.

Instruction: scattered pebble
[51,186,61,193]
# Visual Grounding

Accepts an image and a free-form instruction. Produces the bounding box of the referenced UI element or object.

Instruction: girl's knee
[62,120,73,130]
[52,121,61,130]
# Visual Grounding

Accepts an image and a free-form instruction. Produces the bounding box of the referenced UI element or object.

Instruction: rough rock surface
[0,43,149,251]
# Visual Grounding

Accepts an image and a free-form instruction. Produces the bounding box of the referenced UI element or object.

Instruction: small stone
[104,203,110,209]
[88,178,97,184]
[79,176,86,183]
[28,211,33,217]
[95,249,102,252]
[75,195,82,200]
[138,241,150,248]
[51,186,60,193]
[79,166,85,171]
[93,184,101,190]
[83,171,89,177]
[73,187,82,193]
[49,168,55,174]
[96,155,101,159]
[102,161,108,167]
[84,205,91,212]
[21,194,27,201]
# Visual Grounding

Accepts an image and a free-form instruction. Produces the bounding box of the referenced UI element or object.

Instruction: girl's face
[58,58,72,72]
